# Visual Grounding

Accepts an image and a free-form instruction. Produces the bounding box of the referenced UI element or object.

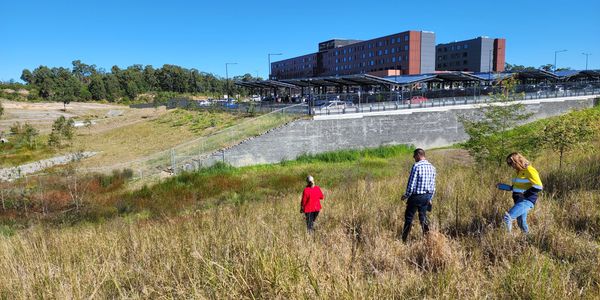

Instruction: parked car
[404,96,428,104]
[323,100,352,109]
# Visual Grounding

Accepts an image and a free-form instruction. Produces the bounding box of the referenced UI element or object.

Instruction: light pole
[582,52,592,70]
[554,49,567,72]
[268,53,282,80]
[225,62,237,100]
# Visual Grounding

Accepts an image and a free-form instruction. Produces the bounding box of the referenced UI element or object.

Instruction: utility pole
[225,62,238,100]
[582,52,592,70]
[554,49,567,72]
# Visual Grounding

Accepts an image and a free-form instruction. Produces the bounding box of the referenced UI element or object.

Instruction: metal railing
[309,81,600,115]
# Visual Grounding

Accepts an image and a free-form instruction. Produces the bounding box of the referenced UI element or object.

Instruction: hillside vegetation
[0,107,598,298]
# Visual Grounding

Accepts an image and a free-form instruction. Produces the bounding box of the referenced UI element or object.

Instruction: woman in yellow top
[497,152,543,234]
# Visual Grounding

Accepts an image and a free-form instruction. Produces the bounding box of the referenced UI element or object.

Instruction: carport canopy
[278,74,399,88]
[234,80,296,89]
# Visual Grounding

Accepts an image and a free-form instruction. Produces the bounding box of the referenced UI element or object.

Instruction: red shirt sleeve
[301,188,309,208]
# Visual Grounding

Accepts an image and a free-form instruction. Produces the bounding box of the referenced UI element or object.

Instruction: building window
[463,52,468,57]
[378,50,382,56]
[392,57,396,63]
[398,56,402,61]
[457,45,462,50]
[404,45,409,51]
[405,35,409,41]
[397,37,401,43]
[384,49,388,55]
[464,44,469,49]
[391,48,395,54]
[391,38,395,44]
[370,60,374,66]
[464,60,468,65]
[437,56,442,60]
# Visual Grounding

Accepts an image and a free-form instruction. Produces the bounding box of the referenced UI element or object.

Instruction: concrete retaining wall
[194,96,596,168]
[0,152,97,181]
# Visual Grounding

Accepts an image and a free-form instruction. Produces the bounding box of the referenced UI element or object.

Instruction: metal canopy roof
[511,69,558,80]
[434,71,483,82]
[384,74,438,85]
[280,74,398,87]
[234,80,296,89]
[554,70,600,80]
[236,70,599,90]
[470,72,514,81]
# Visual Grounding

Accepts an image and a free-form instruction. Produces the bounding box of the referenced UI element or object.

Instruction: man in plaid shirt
[400,148,436,242]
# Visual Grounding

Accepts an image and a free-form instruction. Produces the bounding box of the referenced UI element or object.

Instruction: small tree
[460,78,534,164]
[541,113,596,169]
[48,116,75,148]
[9,122,39,148]
[0,100,4,118]
[23,124,39,148]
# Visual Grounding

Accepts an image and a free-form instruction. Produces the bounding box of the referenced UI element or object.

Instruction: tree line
[18,60,260,103]
[504,62,571,72]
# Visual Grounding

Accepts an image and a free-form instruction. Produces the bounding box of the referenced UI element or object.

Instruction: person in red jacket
[301,175,324,231]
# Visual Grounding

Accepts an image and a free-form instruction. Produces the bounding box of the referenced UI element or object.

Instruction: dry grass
[0,146,598,298]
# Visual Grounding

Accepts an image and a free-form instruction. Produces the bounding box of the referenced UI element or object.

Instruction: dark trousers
[402,194,432,242]
[305,211,320,231]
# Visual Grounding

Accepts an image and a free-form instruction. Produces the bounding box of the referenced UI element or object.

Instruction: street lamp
[268,53,282,80]
[225,62,238,100]
[554,49,567,72]
[582,52,592,71]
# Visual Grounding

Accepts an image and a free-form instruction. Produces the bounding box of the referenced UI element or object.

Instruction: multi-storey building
[435,37,506,72]
[271,30,436,79]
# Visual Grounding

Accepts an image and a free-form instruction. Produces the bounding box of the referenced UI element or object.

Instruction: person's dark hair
[414,148,425,157]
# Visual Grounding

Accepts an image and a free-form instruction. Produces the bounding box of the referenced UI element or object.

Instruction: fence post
[171,149,176,175]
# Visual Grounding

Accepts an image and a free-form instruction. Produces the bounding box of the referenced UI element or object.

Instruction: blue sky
[1,0,599,82]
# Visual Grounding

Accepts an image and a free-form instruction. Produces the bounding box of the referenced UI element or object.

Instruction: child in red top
[301,175,324,231]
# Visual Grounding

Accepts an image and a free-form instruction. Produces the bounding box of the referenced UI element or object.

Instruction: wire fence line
[78,104,303,183]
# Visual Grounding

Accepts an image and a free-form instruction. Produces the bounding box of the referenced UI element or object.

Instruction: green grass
[0,138,54,168]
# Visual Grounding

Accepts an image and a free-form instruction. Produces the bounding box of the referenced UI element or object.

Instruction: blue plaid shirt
[404,160,436,198]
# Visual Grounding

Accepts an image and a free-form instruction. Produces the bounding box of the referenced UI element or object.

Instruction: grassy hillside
[0,108,598,298]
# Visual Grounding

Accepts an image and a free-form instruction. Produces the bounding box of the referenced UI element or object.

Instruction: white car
[324,100,352,109]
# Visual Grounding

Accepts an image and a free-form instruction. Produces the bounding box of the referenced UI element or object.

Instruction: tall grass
[0,107,599,298]
[0,144,599,298]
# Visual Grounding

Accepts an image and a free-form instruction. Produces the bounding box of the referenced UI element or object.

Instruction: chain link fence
[77,105,302,184]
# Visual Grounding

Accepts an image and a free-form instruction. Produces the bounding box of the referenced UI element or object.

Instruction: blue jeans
[504,200,534,233]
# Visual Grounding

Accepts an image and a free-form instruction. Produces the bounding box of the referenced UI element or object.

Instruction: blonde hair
[506,152,529,171]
